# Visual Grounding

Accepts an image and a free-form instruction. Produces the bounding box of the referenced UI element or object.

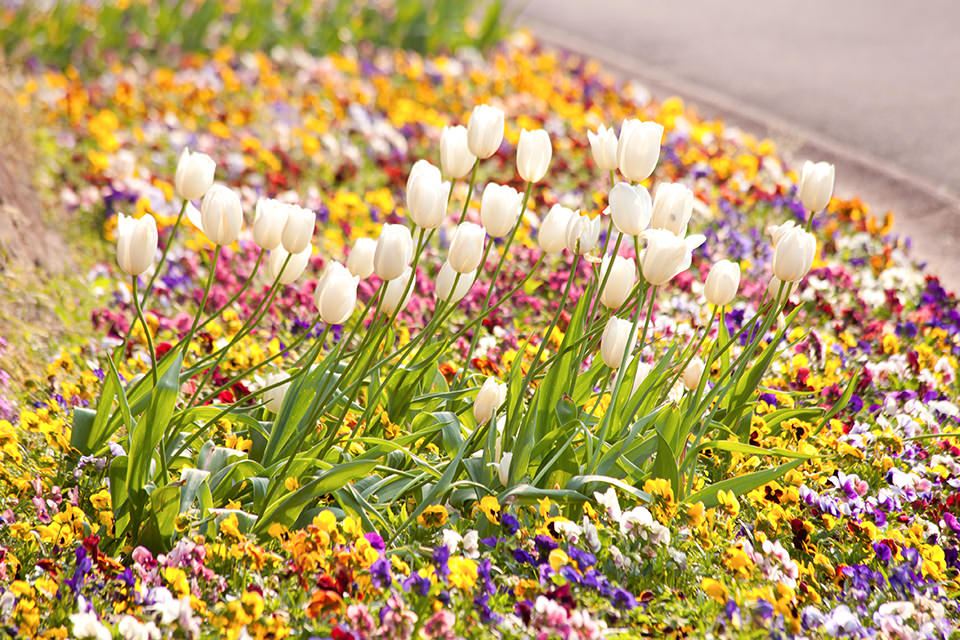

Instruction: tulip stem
[194,248,264,334]
[804,207,817,232]
[142,199,187,304]
[664,306,718,395]
[588,369,614,416]
[457,159,480,225]
[638,284,657,352]
[130,277,158,387]
[181,246,222,364]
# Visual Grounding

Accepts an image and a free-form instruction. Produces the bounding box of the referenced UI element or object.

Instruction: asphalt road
[512,0,960,287]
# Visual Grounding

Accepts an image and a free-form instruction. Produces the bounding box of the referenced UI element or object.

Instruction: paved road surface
[512,0,960,287]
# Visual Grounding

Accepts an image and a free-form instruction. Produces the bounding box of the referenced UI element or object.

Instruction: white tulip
[703,259,740,307]
[406,159,442,193]
[174,148,215,201]
[630,360,653,395]
[640,228,704,286]
[406,160,450,229]
[767,220,798,246]
[382,266,414,315]
[617,119,663,182]
[538,204,576,254]
[598,255,637,309]
[374,224,413,281]
[606,182,652,236]
[435,260,475,303]
[440,125,476,179]
[252,198,289,251]
[682,357,705,391]
[199,184,243,246]
[466,104,505,159]
[346,237,377,279]
[480,183,523,238]
[565,212,602,254]
[116,213,158,277]
[473,376,507,424]
[772,226,816,282]
[267,244,312,285]
[314,263,359,325]
[601,316,633,368]
[798,160,835,212]
[496,451,513,486]
[263,373,290,414]
[650,182,694,237]
[587,124,618,171]
[516,128,552,183]
[280,204,315,254]
[448,222,486,274]
[767,274,789,300]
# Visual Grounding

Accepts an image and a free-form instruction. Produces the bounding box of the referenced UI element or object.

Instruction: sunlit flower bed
[2,33,960,639]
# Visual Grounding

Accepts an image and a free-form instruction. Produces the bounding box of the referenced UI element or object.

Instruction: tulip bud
[682,357,705,391]
[598,255,637,309]
[630,360,653,395]
[406,161,450,230]
[314,262,359,325]
[174,148,216,201]
[565,212,602,254]
[263,373,290,414]
[199,184,243,246]
[280,204,315,254]
[651,183,694,237]
[374,224,414,281]
[346,237,376,279]
[601,316,633,368]
[435,260,475,303]
[440,125,476,179]
[473,376,507,424]
[496,451,513,486]
[617,119,663,182]
[538,204,576,254]
[382,266,414,315]
[767,274,790,301]
[516,128,552,183]
[767,220,798,246]
[267,244,312,285]
[798,160,835,212]
[466,104,505,159]
[772,226,816,282]
[587,124,618,171]
[640,229,704,286]
[448,222,486,274]
[480,183,522,238]
[606,182,652,236]
[116,213,158,277]
[252,198,289,251]
[703,259,740,307]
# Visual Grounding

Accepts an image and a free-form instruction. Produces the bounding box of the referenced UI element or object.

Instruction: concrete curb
[525,20,960,290]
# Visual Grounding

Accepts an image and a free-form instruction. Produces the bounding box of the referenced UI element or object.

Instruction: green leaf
[651,432,679,497]
[684,459,805,508]
[126,350,182,498]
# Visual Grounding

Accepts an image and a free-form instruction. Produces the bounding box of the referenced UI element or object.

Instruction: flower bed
[1,32,958,639]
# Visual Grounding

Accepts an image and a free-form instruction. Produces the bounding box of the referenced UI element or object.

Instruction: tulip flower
[651,183,694,237]
[174,148,216,201]
[798,160,835,212]
[640,229,704,286]
[382,267,414,315]
[480,183,522,238]
[703,259,741,307]
[601,316,633,368]
[116,213,158,277]
[263,373,290,414]
[587,124,618,171]
[516,128,552,183]
[682,357,705,391]
[538,204,576,254]
[267,244,312,285]
[440,125,476,179]
[374,224,413,281]
[495,451,513,486]
[606,182,652,236]
[767,220,798,246]
[615,356,653,396]
[280,204,316,254]
[199,184,243,246]
[252,198,289,251]
[314,261,359,325]
[473,376,507,424]
[598,255,637,309]
[346,237,376,279]
[565,212,602,254]
[772,225,816,282]
[435,260,475,303]
[466,104,505,159]
[406,160,450,230]
[448,222,486,274]
[617,119,663,182]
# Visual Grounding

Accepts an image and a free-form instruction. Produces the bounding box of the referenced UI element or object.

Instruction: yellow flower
[701,578,727,603]
[90,488,112,511]
[448,556,478,591]
[717,490,740,518]
[549,549,569,573]
[163,567,190,597]
[479,496,501,524]
[219,514,244,540]
[417,505,449,528]
[314,510,337,535]
[686,501,706,527]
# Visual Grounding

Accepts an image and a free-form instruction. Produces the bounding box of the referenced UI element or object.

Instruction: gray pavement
[512,0,960,289]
